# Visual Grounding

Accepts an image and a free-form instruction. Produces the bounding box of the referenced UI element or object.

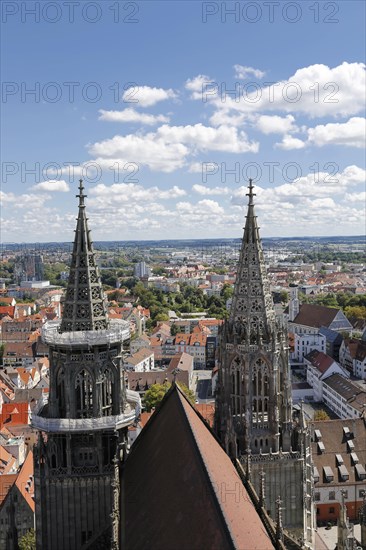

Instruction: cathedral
[30,178,317,548]
[215,180,315,548]
[32,181,140,549]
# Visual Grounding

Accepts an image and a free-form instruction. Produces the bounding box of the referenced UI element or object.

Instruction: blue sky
[1,0,365,242]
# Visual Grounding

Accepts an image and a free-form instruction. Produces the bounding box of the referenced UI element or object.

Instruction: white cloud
[256,114,297,134]
[188,162,206,173]
[192,184,230,196]
[31,180,70,192]
[89,182,186,203]
[156,123,258,153]
[88,133,189,172]
[209,110,248,127]
[229,168,365,235]
[233,65,266,80]
[307,117,366,148]
[275,134,306,150]
[185,74,217,100]
[1,191,51,207]
[211,62,366,118]
[177,199,225,215]
[122,86,177,107]
[344,191,366,203]
[274,117,365,150]
[98,108,169,125]
[89,123,258,173]
[232,165,365,207]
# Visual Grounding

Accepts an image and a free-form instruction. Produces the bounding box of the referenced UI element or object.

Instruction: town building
[290,331,326,366]
[339,337,366,380]
[0,451,35,549]
[215,181,314,548]
[304,350,350,402]
[322,374,366,419]
[133,261,151,278]
[31,181,140,549]
[290,302,353,334]
[319,326,344,362]
[309,418,366,523]
[124,347,154,372]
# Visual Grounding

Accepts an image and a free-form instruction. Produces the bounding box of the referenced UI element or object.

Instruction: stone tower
[32,181,140,550]
[215,180,314,548]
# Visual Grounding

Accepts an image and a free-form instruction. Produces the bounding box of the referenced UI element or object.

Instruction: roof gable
[122,385,273,550]
[293,304,339,329]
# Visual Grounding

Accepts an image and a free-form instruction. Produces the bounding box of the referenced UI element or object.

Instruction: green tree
[143,382,195,411]
[171,323,179,336]
[345,305,366,320]
[155,312,170,322]
[143,382,170,411]
[19,529,36,550]
[220,284,234,302]
[314,409,330,421]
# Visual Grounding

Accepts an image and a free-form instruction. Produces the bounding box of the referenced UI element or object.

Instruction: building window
[314,492,320,501]
[75,369,94,418]
[101,368,114,416]
[329,507,335,514]
[57,368,66,417]
[329,491,335,500]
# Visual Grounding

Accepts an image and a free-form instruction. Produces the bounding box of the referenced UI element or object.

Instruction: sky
[1,0,365,243]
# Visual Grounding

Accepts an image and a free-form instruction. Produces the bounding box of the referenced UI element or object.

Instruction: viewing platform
[42,318,130,347]
[31,389,141,433]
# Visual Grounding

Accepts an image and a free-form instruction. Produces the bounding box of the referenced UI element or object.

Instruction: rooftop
[122,384,274,549]
[309,418,366,486]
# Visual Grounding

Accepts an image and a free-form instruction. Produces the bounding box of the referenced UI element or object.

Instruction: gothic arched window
[57,368,66,417]
[75,369,94,418]
[252,359,269,426]
[101,369,114,417]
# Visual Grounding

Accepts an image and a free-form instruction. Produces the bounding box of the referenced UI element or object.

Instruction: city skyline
[1,1,365,242]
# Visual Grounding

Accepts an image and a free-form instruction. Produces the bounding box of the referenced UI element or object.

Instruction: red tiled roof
[0,297,15,305]
[194,402,215,427]
[293,303,339,328]
[122,385,273,549]
[167,352,193,374]
[305,350,334,374]
[0,402,29,428]
[16,451,34,512]
[0,306,15,318]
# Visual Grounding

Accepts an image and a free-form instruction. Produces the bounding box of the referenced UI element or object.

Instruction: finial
[259,468,266,509]
[77,179,87,207]
[172,367,180,385]
[275,496,284,542]
[246,178,256,206]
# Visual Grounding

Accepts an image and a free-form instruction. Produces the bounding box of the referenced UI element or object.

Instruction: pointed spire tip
[77,179,87,207]
[246,178,256,206]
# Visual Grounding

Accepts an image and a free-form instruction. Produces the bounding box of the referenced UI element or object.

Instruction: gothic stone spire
[216,179,293,456]
[229,179,276,345]
[60,180,108,332]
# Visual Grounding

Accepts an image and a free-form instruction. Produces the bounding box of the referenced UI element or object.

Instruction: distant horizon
[1,234,365,247]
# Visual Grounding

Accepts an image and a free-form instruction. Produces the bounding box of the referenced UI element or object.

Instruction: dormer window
[323,466,334,483]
